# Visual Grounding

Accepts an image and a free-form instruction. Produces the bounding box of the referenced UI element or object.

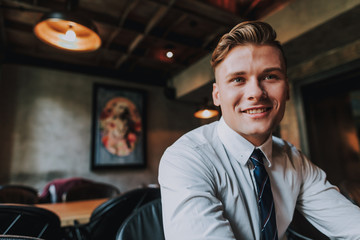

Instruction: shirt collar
[217,117,273,167]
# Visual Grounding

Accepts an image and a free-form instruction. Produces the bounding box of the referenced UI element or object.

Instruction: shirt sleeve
[158,143,236,240]
[296,153,360,239]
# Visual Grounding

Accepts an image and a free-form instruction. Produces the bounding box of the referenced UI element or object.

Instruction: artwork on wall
[91,83,146,169]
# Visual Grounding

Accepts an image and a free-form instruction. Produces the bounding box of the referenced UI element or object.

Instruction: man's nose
[245,78,265,101]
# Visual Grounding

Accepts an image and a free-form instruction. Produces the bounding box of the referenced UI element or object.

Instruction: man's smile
[241,107,272,114]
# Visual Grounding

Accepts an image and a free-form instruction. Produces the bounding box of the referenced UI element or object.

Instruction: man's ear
[212,82,220,106]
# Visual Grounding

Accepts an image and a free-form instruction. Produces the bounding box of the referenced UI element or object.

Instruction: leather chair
[67,187,160,240]
[286,209,329,240]
[39,177,94,203]
[286,227,313,240]
[0,235,44,240]
[0,185,39,204]
[116,198,165,240]
[0,205,61,240]
[63,182,120,202]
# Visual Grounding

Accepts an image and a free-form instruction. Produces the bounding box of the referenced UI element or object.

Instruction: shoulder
[272,136,300,155]
[168,121,219,154]
[271,136,308,167]
[159,121,220,177]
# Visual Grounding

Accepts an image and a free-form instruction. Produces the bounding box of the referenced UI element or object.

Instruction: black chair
[286,209,329,240]
[0,205,61,240]
[116,198,165,240]
[286,227,315,240]
[0,185,39,204]
[63,182,120,202]
[0,235,44,240]
[66,187,160,240]
[39,177,94,203]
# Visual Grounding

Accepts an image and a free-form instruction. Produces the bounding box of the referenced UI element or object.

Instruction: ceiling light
[194,98,219,119]
[34,12,101,52]
[166,51,174,59]
[194,108,219,119]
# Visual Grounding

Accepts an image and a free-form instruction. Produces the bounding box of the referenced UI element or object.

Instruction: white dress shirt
[158,118,360,240]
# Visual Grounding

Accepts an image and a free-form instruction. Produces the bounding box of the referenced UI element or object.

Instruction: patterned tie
[250,149,278,240]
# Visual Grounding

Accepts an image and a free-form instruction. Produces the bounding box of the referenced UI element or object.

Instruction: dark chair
[0,185,39,204]
[0,205,61,240]
[287,209,329,240]
[116,198,165,240]
[286,228,313,240]
[0,235,44,240]
[63,182,120,202]
[39,177,94,203]
[67,187,160,240]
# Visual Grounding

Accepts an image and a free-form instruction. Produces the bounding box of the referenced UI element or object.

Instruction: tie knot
[250,149,264,166]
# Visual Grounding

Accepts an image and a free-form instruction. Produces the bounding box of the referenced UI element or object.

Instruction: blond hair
[211,21,286,70]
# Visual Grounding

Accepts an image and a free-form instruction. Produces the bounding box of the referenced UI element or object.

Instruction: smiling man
[158,21,360,240]
[212,43,289,147]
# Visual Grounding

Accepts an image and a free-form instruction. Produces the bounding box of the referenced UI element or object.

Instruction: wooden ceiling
[0,0,291,86]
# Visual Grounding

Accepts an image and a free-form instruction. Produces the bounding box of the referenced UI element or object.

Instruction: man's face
[213,44,289,146]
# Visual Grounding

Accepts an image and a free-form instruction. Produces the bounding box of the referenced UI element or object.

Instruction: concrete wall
[0,64,199,193]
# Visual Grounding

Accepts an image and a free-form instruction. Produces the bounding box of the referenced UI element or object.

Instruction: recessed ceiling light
[166,51,174,59]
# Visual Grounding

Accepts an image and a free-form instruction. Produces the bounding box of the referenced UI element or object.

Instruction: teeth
[245,108,267,114]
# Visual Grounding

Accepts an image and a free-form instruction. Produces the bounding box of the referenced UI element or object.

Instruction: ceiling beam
[114,0,176,68]
[148,0,243,26]
[96,0,141,66]
[127,11,188,74]
[104,0,140,49]
[4,49,168,86]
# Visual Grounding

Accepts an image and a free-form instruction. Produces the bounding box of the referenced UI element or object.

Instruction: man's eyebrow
[225,71,246,79]
[263,67,284,73]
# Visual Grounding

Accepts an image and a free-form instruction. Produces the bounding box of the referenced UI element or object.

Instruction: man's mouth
[242,107,271,114]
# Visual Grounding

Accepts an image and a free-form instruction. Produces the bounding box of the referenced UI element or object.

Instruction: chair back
[0,235,44,240]
[0,205,61,240]
[0,185,39,204]
[76,187,160,240]
[287,209,329,240]
[39,177,94,203]
[286,228,313,240]
[116,198,165,240]
[63,182,120,202]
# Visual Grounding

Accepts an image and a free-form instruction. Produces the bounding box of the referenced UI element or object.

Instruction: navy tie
[250,149,278,240]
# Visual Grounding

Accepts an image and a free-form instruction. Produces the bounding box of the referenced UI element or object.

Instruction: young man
[158,21,360,239]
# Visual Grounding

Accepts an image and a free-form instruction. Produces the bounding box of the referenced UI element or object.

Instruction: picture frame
[91,83,146,170]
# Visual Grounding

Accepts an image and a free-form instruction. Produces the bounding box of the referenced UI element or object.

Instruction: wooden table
[36,198,108,227]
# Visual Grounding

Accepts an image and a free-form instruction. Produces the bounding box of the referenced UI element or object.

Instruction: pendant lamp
[34,12,101,52]
[194,98,219,119]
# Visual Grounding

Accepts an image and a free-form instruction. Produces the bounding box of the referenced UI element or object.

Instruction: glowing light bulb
[63,28,76,42]
[166,51,173,58]
[201,109,211,118]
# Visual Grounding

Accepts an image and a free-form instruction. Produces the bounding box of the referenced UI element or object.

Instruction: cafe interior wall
[0,64,199,193]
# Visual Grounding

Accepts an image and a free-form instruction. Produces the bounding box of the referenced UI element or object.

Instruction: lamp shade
[34,12,101,52]
[194,108,219,119]
[194,98,219,119]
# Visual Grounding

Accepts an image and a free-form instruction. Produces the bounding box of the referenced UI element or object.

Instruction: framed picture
[91,83,146,169]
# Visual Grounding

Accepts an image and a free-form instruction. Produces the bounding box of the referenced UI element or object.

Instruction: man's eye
[233,78,245,83]
[264,75,278,80]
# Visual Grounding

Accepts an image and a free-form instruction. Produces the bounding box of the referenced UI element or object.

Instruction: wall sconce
[33,12,101,52]
[194,98,219,119]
